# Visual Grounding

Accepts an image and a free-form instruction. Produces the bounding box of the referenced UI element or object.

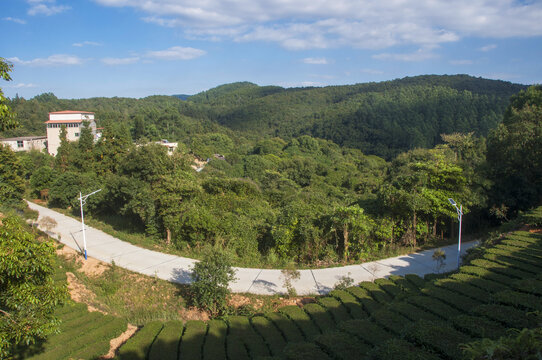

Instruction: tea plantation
[20,207,542,359]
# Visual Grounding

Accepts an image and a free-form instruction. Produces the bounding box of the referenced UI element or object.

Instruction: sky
[2,0,542,99]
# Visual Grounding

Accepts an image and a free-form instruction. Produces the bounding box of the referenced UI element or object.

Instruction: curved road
[28,201,478,295]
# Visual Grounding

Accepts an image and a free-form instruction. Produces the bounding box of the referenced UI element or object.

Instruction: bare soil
[100,324,138,359]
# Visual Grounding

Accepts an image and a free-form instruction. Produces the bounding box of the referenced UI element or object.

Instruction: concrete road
[28,201,478,295]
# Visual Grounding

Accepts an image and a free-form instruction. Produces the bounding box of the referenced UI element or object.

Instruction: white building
[0,136,47,152]
[46,111,98,156]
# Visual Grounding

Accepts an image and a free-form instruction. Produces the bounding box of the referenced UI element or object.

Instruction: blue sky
[2,0,542,99]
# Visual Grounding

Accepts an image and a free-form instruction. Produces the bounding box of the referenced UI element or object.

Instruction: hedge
[388,274,421,295]
[117,321,164,360]
[451,314,507,340]
[345,286,382,314]
[434,278,490,303]
[202,319,227,360]
[404,274,427,290]
[178,320,207,360]
[266,313,305,343]
[460,265,517,285]
[511,278,542,296]
[405,295,461,320]
[55,317,127,360]
[368,338,441,360]
[314,330,371,360]
[328,289,367,319]
[317,297,352,323]
[471,304,539,329]
[390,302,440,323]
[482,253,542,275]
[493,290,542,311]
[338,319,393,345]
[148,320,183,360]
[403,319,470,359]
[371,308,412,335]
[227,316,270,358]
[421,285,481,311]
[449,273,508,294]
[279,306,321,341]
[226,336,250,360]
[302,303,336,334]
[374,278,403,298]
[358,281,393,303]
[251,316,287,357]
[470,259,533,279]
[282,342,331,360]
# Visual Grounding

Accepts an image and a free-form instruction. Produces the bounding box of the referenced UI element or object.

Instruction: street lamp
[448,198,463,269]
[79,189,101,260]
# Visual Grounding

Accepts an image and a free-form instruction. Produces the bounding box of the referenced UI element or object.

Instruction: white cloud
[373,46,439,62]
[303,57,328,65]
[27,0,70,16]
[450,59,473,65]
[101,56,140,65]
[8,54,83,66]
[3,17,27,24]
[94,0,542,51]
[361,68,384,75]
[73,41,102,47]
[145,46,206,60]
[479,44,497,52]
[8,83,38,88]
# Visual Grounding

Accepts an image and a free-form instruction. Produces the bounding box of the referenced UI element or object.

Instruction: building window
[75,132,80,137]
[17,140,24,148]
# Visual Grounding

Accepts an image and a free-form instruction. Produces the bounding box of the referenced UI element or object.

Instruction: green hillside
[190,75,525,158]
[3,75,526,159]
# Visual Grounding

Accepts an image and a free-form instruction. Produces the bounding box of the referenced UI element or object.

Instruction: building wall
[46,119,96,156]
[0,137,47,152]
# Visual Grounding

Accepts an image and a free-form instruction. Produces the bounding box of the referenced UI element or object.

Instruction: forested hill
[3,75,526,159]
[190,75,526,158]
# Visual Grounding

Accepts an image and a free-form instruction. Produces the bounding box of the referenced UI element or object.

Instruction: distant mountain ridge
[188,75,526,158]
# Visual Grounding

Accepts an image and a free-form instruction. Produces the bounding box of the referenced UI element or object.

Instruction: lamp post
[448,198,463,269]
[79,189,101,260]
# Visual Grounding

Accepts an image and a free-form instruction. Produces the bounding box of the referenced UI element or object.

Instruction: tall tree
[0,215,67,358]
[0,58,18,131]
[487,85,542,213]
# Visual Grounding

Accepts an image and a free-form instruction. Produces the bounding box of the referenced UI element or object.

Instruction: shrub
[462,328,542,360]
[190,248,236,316]
[328,289,367,319]
[358,281,393,303]
[368,338,441,360]
[371,309,411,335]
[118,321,163,360]
[148,320,183,360]
[405,295,461,320]
[338,319,393,345]
[202,319,227,360]
[178,320,207,360]
[317,297,351,323]
[251,316,287,357]
[283,342,331,360]
[266,313,304,343]
[227,316,270,358]
[403,319,470,359]
[374,278,403,298]
[315,331,371,360]
[279,306,320,340]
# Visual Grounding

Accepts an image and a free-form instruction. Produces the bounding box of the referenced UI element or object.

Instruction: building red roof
[45,119,87,124]
[49,110,95,114]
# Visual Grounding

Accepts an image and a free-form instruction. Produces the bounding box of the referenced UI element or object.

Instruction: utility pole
[79,189,101,260]
[448,198,463,269]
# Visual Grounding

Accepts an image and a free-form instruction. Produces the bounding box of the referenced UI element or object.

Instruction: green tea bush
[251,316,287,357]
[368,338,441,360]
[227,316,270,358]
[449,273,508,293]
[371,309,411,335]
[226,337,250,360]
[388,274,421,294]
[345,286,382,313]
[390,302,440,322]
[493,290,542,311]
[302,303,336,334]
[434,278,490,303]
[471,304,539,329]
[178,320,206,360]
[403,319,470,359]
[279,306,320,340]
[421,285,481,310]
[470,259,532,279]
[511,278,542,296]
[266,313,304,343]
[328,289,367,319]
[404,274,427,290]
[314,331,370,360]
[451,314,507,339]
[148,320,183,360]
[317,297,351,323]
[118,321,163,360]
[460,265,516,285]
[482,253,542,274]
[358,281,393,303]
[282,342,331,360]
[203,319,227,360]
[338,319,393,345]
[405,296,461,320]
[374,278,403,298]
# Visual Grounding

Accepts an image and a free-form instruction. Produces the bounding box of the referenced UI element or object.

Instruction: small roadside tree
[0,214,67,358]
[190,248,236,316]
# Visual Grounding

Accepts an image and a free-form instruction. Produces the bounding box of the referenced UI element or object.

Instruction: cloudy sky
[2,0,542,98]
